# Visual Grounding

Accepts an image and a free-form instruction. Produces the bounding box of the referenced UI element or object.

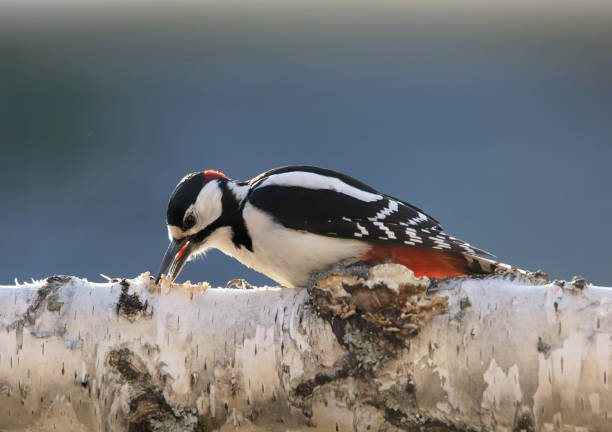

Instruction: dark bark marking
[116,280,149,321]
[107,348,206,432]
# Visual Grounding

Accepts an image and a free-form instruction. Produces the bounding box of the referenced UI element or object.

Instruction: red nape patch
[203,170,228,186]
[361,244,468,279]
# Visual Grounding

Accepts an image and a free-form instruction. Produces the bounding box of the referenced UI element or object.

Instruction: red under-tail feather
[361,243,488,279]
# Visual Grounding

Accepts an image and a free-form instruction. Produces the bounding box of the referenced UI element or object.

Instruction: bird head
[156,170,228,283]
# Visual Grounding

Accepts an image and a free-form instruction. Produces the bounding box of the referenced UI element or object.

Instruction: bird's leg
[226,279,256,290]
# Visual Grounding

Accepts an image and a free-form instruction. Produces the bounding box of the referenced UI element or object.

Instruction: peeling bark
[0,267,611,431]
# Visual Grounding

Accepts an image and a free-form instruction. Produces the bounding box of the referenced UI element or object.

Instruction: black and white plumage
[247,166,490,256]
[156,166,500,287]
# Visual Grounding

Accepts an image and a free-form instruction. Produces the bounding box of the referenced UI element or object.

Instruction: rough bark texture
[0,268,610,431]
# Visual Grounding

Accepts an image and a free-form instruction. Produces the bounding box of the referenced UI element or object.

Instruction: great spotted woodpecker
[156,166,505,287]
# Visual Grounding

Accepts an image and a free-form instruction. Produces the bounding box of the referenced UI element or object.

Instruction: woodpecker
[156,166,505,287]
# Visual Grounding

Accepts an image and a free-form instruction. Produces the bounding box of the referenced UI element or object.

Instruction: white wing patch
[260,171,383,203]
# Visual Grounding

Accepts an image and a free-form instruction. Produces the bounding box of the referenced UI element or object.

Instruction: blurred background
[1,1,611,287]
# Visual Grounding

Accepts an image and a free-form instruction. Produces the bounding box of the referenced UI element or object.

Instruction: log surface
[0,272,610,431]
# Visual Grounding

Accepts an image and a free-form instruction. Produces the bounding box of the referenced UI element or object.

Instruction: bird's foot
[226,279,256,290]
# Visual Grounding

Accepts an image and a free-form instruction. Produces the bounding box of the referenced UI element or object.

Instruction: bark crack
[106,348,204,432]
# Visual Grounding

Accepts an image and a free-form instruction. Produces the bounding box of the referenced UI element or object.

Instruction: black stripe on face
[166,172,204,228]
[191,217,224,244]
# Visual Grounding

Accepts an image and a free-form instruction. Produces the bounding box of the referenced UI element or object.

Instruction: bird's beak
[156,237,193,283]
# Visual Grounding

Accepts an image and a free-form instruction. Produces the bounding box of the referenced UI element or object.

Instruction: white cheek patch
[193,181,224,231]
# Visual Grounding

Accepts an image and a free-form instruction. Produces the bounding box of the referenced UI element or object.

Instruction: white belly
[209,204,369,287]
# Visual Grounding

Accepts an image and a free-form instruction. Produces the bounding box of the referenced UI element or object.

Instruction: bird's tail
[461,253,525,276]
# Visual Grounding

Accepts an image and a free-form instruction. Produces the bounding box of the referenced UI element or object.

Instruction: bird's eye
[184,214,196,229]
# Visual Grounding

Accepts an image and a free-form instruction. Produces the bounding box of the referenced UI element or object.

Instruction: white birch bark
[0,267,610,431]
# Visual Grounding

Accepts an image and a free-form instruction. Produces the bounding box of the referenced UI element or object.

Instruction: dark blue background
[2,5,611,286]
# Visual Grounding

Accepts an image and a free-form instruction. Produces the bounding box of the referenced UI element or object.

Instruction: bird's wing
[247,167,493,257]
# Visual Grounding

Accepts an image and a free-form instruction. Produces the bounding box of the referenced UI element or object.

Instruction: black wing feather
[247,172,493,258]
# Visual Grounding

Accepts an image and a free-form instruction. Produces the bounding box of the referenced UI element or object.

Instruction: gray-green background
[2,3,611,286]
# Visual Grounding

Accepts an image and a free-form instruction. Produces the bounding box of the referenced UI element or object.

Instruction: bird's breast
[219,204,370,287]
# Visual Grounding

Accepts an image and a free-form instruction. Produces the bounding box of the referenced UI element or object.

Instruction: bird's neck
[217,181,253,251]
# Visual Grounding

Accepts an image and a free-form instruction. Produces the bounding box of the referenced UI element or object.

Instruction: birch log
[0,268,611,432]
